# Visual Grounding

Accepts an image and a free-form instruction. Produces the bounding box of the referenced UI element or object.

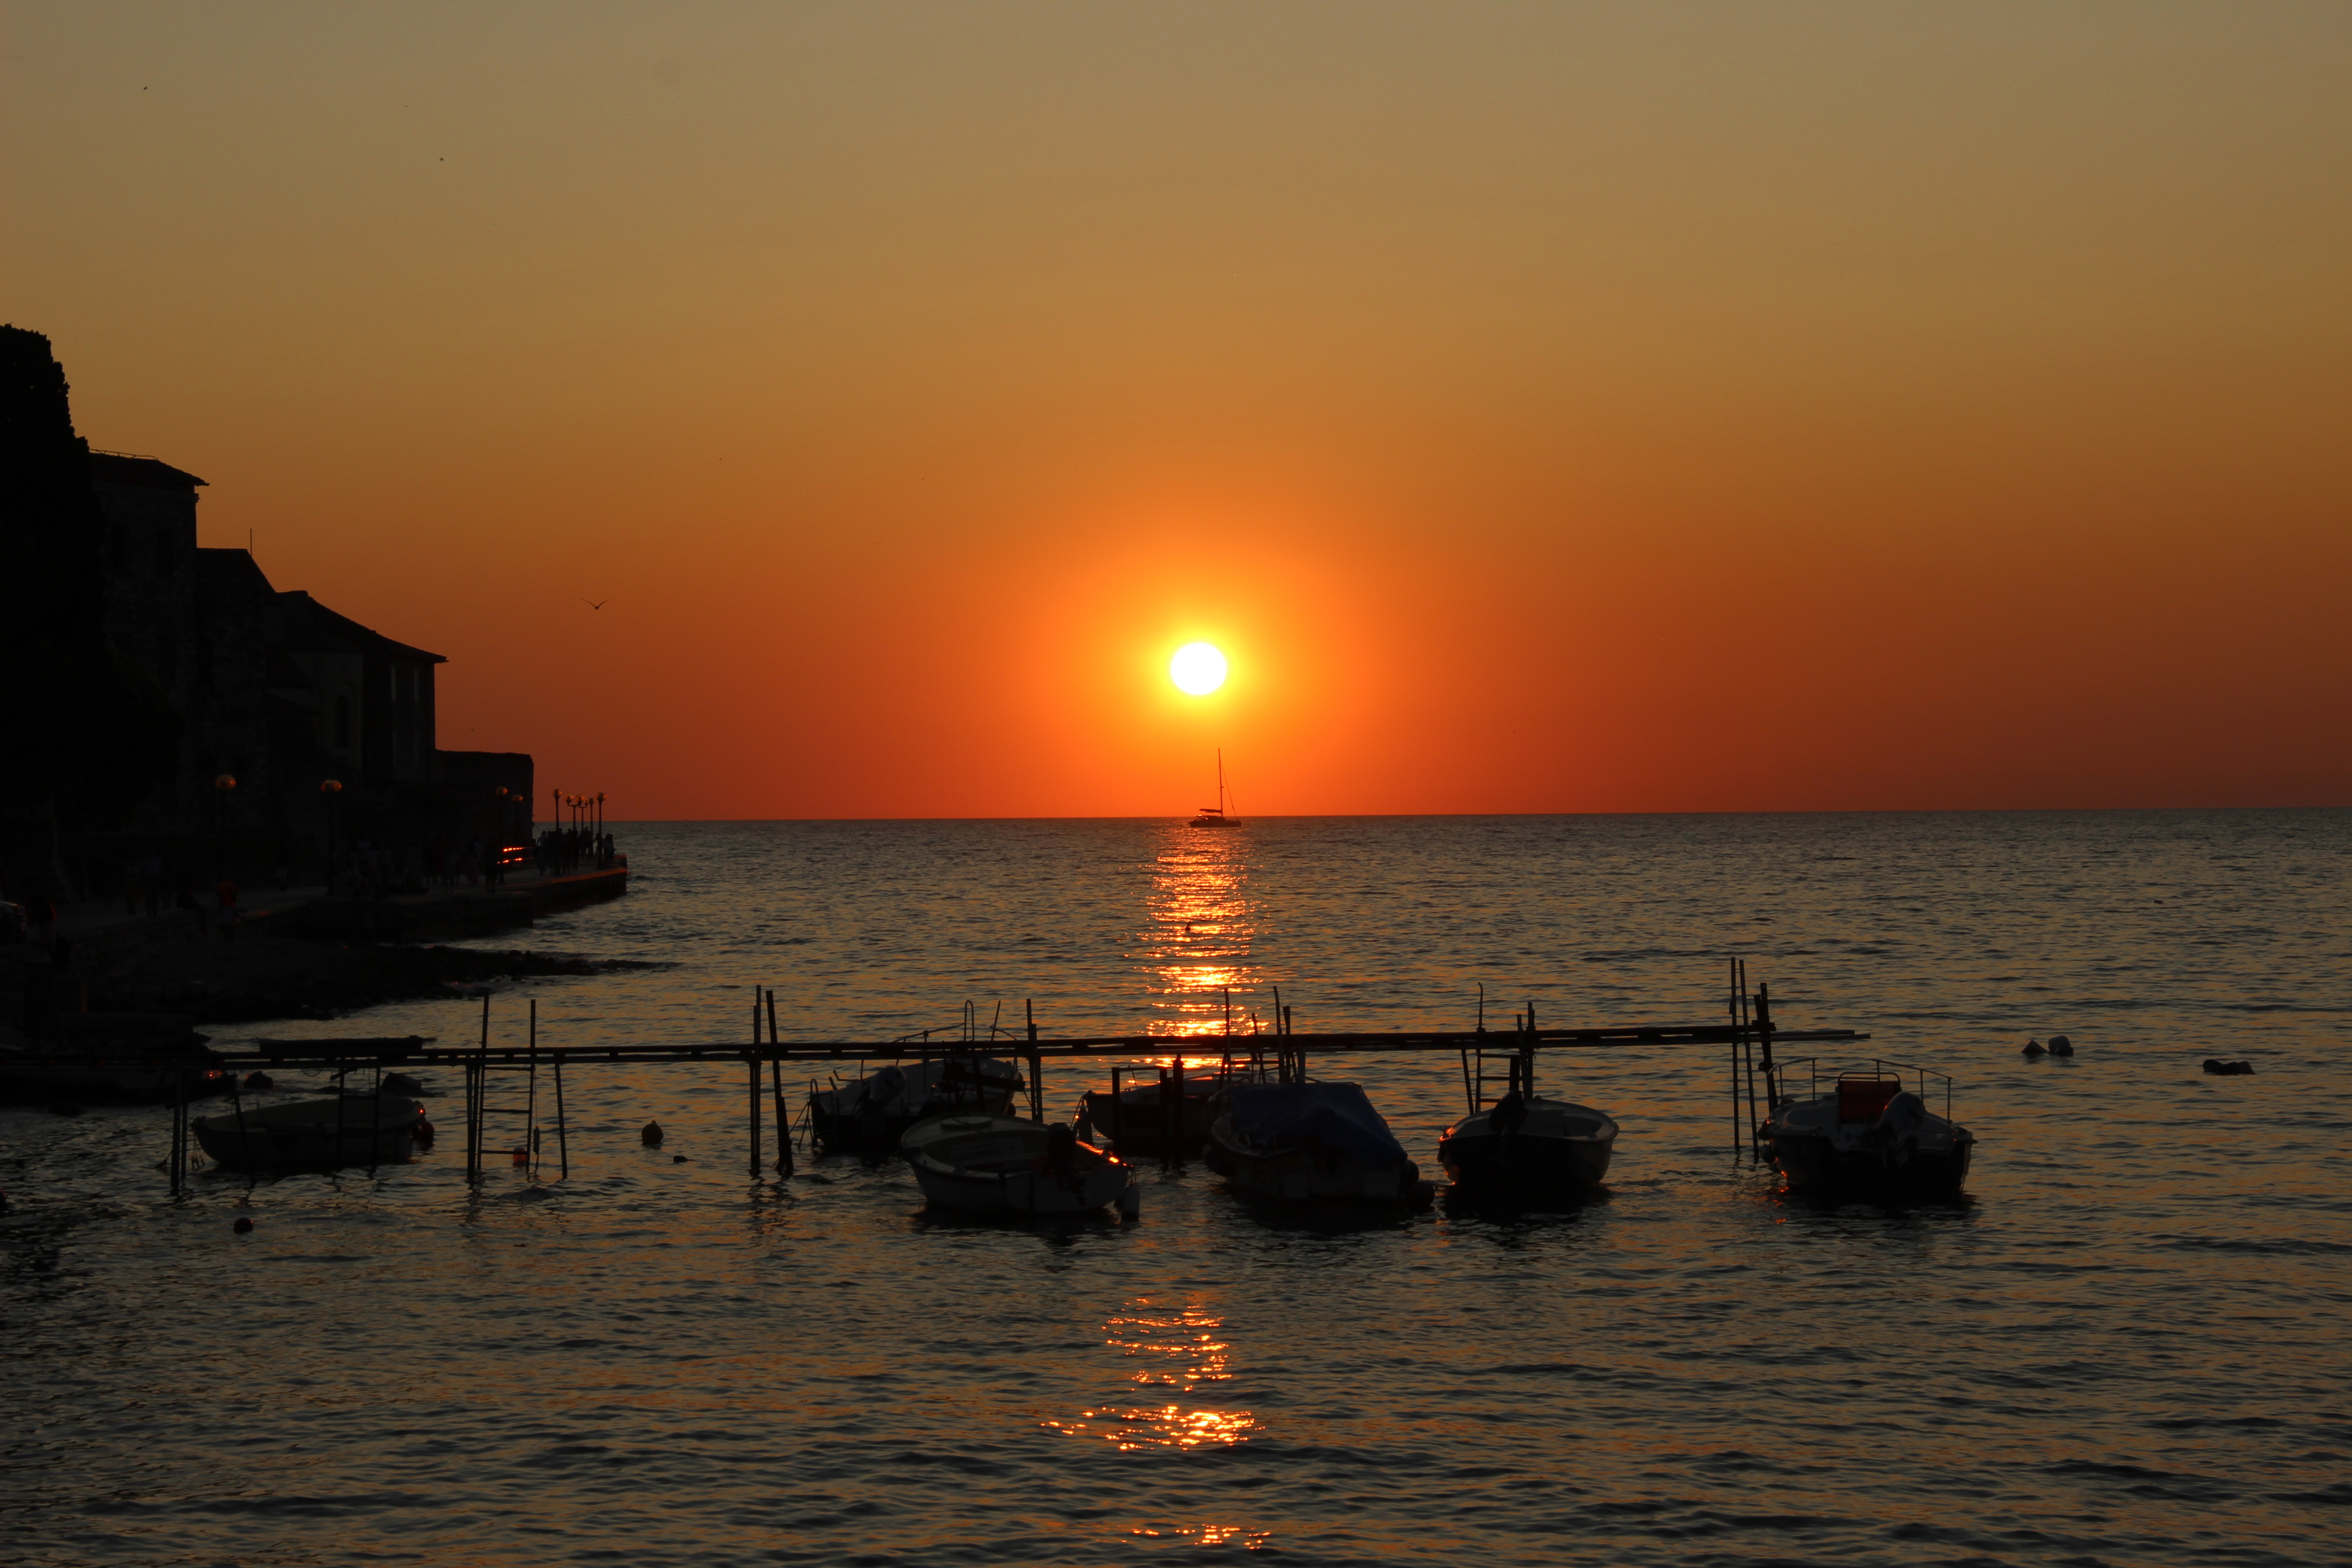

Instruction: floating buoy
[1117,1184,1141,1220]
[244,1071,274,1091]
[510,1148,529,1167]
[232,1217,254,1234]
[2048,1035,2074,1057]
[2202,1058,2255,1077]
[413,1117,436,1147]
[2021,1039,2047,1058]
[672,1153,689,1163]
[641,1120,664,1147]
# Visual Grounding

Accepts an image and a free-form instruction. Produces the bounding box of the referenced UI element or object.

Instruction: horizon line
[576,803,2351,824]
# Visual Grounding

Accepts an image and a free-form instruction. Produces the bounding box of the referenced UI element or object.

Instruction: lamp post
[596,791,607,865]
[320,779,343,893]
[213,774,237,883]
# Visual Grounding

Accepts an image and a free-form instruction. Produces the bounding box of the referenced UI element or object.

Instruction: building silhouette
[1,326,530,901]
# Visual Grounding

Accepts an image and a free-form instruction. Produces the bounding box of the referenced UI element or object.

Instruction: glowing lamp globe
[1170,642,1228,696]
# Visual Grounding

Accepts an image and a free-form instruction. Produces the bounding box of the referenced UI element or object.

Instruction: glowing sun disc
[1170,642,1228,696]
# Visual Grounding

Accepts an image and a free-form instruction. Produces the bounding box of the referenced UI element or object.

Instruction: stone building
[84,453,532,878]
[0,326,532,899]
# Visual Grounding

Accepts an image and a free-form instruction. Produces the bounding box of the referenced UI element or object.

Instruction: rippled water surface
[5,812,2349,1566]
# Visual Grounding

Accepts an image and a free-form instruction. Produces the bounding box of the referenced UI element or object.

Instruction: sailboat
[1191,750,1238,828]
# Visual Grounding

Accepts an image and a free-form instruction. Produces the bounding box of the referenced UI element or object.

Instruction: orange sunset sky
[10,4,2349,818]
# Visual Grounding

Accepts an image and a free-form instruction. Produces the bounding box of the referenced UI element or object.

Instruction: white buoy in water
[1117,1183,1141,1220]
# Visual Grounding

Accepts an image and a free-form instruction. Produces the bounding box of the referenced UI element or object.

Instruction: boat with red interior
[1758,1059,1974,1197]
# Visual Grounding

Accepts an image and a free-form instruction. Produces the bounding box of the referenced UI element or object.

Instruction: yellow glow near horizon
[1169,642,1228,696]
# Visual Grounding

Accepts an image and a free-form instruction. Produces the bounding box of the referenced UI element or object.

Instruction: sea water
[3,812,2347,1565]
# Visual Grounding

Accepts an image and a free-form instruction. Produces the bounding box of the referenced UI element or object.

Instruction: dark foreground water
[5,813,2348,1566]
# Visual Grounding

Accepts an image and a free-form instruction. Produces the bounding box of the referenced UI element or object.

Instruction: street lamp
[320,779,343,893]
[213,774,237,883]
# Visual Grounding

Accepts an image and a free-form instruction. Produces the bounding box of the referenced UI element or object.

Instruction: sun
[1169,642,1228,696]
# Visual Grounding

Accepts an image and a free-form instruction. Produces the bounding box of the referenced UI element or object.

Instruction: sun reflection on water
[1130,1524,1274,1550]
[1044,1297,1261,1453]
[1141,828,1264,1037]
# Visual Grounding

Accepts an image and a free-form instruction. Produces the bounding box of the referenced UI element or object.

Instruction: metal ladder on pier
[1458,989,1539,1116]
[461,996,569,1182]
[1726,958,1779,1160]
[1220,986,1303,1088]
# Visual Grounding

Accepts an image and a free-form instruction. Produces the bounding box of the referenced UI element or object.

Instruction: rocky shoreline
[95,931,662,1026]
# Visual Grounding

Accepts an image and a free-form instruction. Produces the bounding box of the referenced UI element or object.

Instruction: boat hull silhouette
[1438,1098,1617,1198]
[900,1113,1130,1215]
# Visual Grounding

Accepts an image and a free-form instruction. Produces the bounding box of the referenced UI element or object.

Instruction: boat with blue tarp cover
[1203,1081,1430,1205]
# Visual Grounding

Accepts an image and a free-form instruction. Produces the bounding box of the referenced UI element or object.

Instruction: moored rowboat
[1438,1094,1618,1198]
[900,1113,1131,1215]
[192,1093,426,1171]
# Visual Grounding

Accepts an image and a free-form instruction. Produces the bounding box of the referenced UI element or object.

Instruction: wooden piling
[767,988,794,1176]
[1025,999,1043,1125]
[1728,959,1743,1154]
[552,1055,570,1179]
[525,999,539,1172]
[1167,1053,1184,1160]
[748,1000,763,1177]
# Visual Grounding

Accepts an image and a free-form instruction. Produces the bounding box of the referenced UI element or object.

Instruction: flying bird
[583,598,610,610]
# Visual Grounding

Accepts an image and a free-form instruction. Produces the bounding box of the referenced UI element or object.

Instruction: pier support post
[767,990,794,1176]
[1026,1000,1043,1125]
[748,1001,762,1179]
[524,1000,539,1173]
[552,1058,570,1180]
[461,993,489,1185]
[167,1069,190,1195]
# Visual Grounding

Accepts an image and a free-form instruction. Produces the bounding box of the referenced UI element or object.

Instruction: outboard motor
[1874,1090,1927,1167]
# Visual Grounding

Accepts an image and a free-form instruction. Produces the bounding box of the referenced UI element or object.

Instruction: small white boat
[192,1093,426,1171]
[1204,1082,1429,1205]
[1759,1068,1974,1197]
[899,1113,1131,1215]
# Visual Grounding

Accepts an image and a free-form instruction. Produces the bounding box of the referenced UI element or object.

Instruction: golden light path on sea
[1044,1297,1262,1455]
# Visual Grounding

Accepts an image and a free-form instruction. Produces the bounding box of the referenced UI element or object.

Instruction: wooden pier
[87,965,1862,1191]
[131,971,1860,1189]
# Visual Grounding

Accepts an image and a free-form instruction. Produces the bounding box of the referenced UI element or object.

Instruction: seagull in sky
[583,598,610,610]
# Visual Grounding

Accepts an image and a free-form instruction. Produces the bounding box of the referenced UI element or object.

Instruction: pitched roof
[195,547,276,596]
[274,590,446,664]
[88,451,207,490]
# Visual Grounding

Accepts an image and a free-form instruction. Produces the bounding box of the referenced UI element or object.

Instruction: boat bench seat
[942,1135,1034,1168]
[1837,1078,1901,1123]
